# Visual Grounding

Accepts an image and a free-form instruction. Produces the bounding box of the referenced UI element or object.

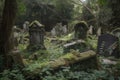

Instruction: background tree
[0,0,17,71]
[108,0,120,30]
[16,0,74,31]
[0,0,4,24]
[98,0,112,32]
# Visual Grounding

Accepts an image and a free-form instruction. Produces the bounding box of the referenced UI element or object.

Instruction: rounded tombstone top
[25,21,29,24]
[29,20,44,28]
[74,21,88,31]
[75,21,88,27]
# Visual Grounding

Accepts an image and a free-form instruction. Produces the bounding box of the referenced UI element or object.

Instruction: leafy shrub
[0,69,25,80]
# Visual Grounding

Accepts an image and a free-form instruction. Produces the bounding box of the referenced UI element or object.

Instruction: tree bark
[0,0,17,71]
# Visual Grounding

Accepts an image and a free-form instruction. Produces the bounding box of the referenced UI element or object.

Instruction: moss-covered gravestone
[28,20,46,51]
[74,21,88,40]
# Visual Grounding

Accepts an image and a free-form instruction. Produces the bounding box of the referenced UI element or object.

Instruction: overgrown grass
[2,35,120,80]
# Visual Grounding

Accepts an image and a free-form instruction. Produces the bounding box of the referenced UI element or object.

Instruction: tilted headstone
[97,34,119,57]
[74,21,88,40]
[28,20,46,51]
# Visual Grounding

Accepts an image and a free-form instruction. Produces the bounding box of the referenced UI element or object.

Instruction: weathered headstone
[97,27,102,36]
[19,30,25,44]
[55,23,62,36]
[87,25,93,35]
[51,23,68,37]
[97,34,119,57]
[51,27,56,37]
[13,26,21,49]
[28,20,46,51]
[23,21,29,32]
[62,25,67,35]
[74,21,88,40]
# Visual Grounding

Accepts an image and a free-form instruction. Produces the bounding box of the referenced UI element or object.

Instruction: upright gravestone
[23,21,29,33]
[97,34,119,57]
[28,20,46,51]
[51,27,56,37]
[51,23,68,37]
[74,21,88,40]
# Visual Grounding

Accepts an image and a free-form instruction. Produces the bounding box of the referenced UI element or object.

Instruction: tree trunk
[109,0,120,30]
[0,0,17,71]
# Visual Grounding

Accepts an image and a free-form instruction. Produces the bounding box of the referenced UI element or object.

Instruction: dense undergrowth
[0,34,120,80]
[1,60,120,80]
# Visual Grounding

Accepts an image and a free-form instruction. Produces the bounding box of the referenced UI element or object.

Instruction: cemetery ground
[1,0,120,80]
[1,32,120,80]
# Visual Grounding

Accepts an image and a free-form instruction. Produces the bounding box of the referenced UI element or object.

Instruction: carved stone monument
[74,21,88,40]
[97,34,120,57]
[28,20,46,51]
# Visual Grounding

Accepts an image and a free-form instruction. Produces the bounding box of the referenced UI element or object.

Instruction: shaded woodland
[0,0,120,80]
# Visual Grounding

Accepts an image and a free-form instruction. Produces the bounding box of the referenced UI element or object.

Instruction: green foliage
[86,35,97,50]
[15,0,74,31]
[17,0,26,16]
[0,0,4,16]
[98,0,107,6]
[54,0,74,21]
[1,35,120,80]
[0,55,4,71]
[40,66,115,80]
[0,69,25,80]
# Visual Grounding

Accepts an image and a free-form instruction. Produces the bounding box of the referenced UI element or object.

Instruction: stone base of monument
[27,44,46,52]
